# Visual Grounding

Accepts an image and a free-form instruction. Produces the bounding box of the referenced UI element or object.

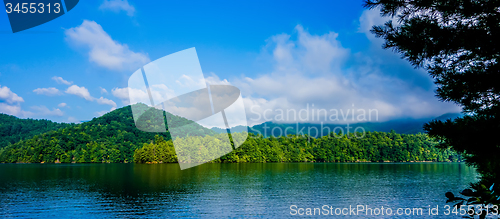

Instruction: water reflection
[0,163,477,218]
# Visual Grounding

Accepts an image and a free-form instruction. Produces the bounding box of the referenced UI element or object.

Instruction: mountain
[213,112,464,137]
[0,103,216,163]
[0,106,463,163]
[0,113,74,148]
[211,125,249,134]
[433,112,463,121]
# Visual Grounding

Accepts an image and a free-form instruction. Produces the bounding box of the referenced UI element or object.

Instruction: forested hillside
[134,131,461,164]
[0,104,215,163]
[0,104,461,164]
[0,114,74,148]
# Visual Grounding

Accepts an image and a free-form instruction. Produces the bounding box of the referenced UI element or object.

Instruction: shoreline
[3,160,463,164]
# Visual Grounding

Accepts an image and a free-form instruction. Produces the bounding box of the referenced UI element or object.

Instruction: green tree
[364,0,500,197]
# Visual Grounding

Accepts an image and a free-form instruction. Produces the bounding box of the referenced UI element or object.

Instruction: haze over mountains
[211,113,463,137]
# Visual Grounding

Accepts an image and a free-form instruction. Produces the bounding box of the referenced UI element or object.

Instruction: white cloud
[0,103,23,117]
[95,106,118,117]
[206,73,231,85]
[65,85,93,101]
[230,24,460,125]
[65,85,116,111]
[149,84,176,103]
[65,20,150,71]
[33,87,61,96]
[111,74,230,112]
[60,84,117,113]
[52,76,73,85]
[111,87,131,104]
[0,85,28,117]
[111,85,175,106]
[58,102,67,108]
[30,106,64,117]
[65,116,81,124]
[358,9,401,41]
[358,9,390,38]
[100,13,459,126]
[175,74,206,89]
[99,0,135,17]
[111,87,148,105]
[95,110,108,117]
[100,87,108,94]
[96,96,117,108]
[0,86,67,118]
[0,85,24,104]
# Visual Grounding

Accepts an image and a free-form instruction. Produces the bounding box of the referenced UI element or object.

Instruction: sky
[0,0,460,126]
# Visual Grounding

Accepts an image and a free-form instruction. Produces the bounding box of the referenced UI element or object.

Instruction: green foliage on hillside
[134,131,462,164]
[0,113,73,148]
[0,104,460,164]
[0,104,215,163]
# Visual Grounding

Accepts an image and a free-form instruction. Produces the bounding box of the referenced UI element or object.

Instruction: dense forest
[0,104,461,164]
[134,131,461,164]
[0,104,215,163]
[0,114,73,148]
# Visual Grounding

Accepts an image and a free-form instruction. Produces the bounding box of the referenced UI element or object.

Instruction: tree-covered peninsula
[134,132,461,164]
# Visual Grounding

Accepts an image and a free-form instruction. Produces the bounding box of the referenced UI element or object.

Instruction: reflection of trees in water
[0,163,477,217]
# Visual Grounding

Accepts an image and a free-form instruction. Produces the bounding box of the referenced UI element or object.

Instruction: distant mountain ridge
[211,113,463,137]
[211,125,249,134]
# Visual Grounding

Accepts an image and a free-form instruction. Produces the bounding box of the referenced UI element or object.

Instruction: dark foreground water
[0,163,477,218]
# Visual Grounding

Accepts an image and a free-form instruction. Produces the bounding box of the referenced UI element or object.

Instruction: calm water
[0,163,477,218]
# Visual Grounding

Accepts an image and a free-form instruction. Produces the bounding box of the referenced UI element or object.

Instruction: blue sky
[0,0,460,124]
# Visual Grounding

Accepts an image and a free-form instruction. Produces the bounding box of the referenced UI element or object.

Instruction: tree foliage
[364,0,500,207]
[134,131,461,164]
[0,104,461,165]
[0,104,215,163]
[0,113,73,148]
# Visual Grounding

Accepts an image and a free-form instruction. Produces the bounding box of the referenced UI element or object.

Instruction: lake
[0,163,477,218]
